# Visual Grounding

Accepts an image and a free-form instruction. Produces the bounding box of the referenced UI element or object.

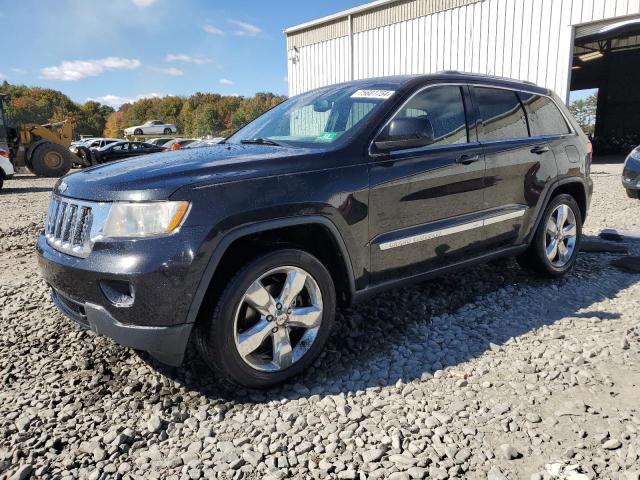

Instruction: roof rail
[436,70,538,86]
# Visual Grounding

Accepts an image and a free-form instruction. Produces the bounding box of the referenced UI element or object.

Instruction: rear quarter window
[520,93,572,136]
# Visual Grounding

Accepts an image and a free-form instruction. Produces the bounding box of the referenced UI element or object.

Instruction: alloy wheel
[233,266,323,372]
[545,204,577,267]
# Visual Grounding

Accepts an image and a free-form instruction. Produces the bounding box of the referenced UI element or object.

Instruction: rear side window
[393,85,469,147]
[520,93,572,136]
[475,87,529,141]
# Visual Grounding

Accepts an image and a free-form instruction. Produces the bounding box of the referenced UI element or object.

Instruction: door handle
[456,154,481,165]
[531,145,550,155]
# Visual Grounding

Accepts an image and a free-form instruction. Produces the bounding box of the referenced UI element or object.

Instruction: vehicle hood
[56,144,324,201]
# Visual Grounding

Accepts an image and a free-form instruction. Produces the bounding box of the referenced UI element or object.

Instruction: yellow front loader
[0,94,89,178]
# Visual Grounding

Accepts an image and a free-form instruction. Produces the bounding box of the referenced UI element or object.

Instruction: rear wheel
[163,128,172,135]
[517,194,582,277]
[30,142,72,177]
[626,188,640,199]
[196,249,336,388]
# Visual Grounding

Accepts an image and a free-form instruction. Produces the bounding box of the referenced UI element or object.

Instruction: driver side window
[393,85,469,148]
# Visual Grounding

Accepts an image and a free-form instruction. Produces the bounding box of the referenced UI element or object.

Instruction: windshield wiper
[240,138,285,147]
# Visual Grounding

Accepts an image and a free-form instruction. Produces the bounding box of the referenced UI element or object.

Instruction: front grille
[45,195,97,257]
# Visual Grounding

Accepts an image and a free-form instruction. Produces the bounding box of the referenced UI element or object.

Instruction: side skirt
[351,244,528,305]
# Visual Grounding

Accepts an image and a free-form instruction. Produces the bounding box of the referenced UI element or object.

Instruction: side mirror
[374,117,435,151]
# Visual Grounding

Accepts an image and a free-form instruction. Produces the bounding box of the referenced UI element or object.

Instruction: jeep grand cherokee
[37,72,592,388]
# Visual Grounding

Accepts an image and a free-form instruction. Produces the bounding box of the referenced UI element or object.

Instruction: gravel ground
[1,167,639,480]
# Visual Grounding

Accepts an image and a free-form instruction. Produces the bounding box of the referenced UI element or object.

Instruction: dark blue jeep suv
[37,72,592,388]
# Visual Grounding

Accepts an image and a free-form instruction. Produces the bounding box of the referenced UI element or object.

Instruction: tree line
[0,80,286,139]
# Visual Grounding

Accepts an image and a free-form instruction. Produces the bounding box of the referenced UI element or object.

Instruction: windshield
[226,84,396,148]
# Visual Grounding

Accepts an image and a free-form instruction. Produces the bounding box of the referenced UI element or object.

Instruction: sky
[0,0,365,108]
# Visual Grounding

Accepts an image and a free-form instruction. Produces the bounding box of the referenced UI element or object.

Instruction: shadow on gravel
[140,234,636,405]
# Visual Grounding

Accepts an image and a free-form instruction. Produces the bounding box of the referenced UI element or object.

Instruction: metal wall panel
[287,0,640,100]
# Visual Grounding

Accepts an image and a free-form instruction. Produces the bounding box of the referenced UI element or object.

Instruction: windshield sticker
[317,132,338,142]
[351,89,395,100]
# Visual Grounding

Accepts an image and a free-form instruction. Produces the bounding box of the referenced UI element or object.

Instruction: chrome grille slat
[54,202,67,239]
[44,194,106,258]
[61,204,74,242]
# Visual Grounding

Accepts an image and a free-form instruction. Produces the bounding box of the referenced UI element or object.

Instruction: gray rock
[429,466,448,480]
[93,448,107,462]
[11,464,33,480]
[498,443,522,460]
[488,466,508,480]
[147,414,162,433]
[526,413,542,423]
[602,439,622,450]
[362,448,386,463]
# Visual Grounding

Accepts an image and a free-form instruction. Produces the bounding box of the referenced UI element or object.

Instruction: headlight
[101,201,190,238]
[630,147,640,161]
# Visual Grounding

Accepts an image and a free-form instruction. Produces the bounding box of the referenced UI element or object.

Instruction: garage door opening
[570,18,640,161]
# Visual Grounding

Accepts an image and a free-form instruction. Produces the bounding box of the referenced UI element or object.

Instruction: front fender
[183,215,357,325]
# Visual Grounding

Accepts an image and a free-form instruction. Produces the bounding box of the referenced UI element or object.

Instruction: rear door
[471,86,558,250]
[368,84,487,284]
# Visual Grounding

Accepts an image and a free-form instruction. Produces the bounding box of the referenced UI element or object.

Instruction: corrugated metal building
[284,0,640,153]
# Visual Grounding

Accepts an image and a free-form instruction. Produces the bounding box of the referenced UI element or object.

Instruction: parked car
[124,120,177,136]
[0,146,14,191]
[93,141,164,163]
[71,138,118,154]
[622,146,640,199]
[146,138,175,147]
[38,72,592,388]
[162,139,196,151]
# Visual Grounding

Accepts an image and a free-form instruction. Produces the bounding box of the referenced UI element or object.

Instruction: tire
[517,193,582,277]
[30,142,72,177]
[134,128,143,136]
[196,249,336,388]
[625,188,640,199]
[163,128,172,135]
[0,176,3,191]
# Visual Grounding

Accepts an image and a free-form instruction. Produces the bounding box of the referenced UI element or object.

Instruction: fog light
[99,280,135,307]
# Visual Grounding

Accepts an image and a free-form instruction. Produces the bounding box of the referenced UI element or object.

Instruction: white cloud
[41,57,141,81]
[219,78,234,85]
[203,24,225,35]
[228,19,261,36]
[0,73,6,79]
[132,0,158,7]
[11,68,26,74]
[87,92,164,108]
[165,53,212,65]
[156,67,184,76]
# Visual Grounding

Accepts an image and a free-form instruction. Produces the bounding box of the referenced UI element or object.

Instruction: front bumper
[51,288,192,365]
[37,232,204,365]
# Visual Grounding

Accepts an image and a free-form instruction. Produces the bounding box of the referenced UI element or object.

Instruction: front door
[369,84,487,284]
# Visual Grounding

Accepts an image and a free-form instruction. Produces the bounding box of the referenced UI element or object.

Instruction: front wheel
[134,128,143,136]
[196,249,336,388]
[517,194,582,277]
